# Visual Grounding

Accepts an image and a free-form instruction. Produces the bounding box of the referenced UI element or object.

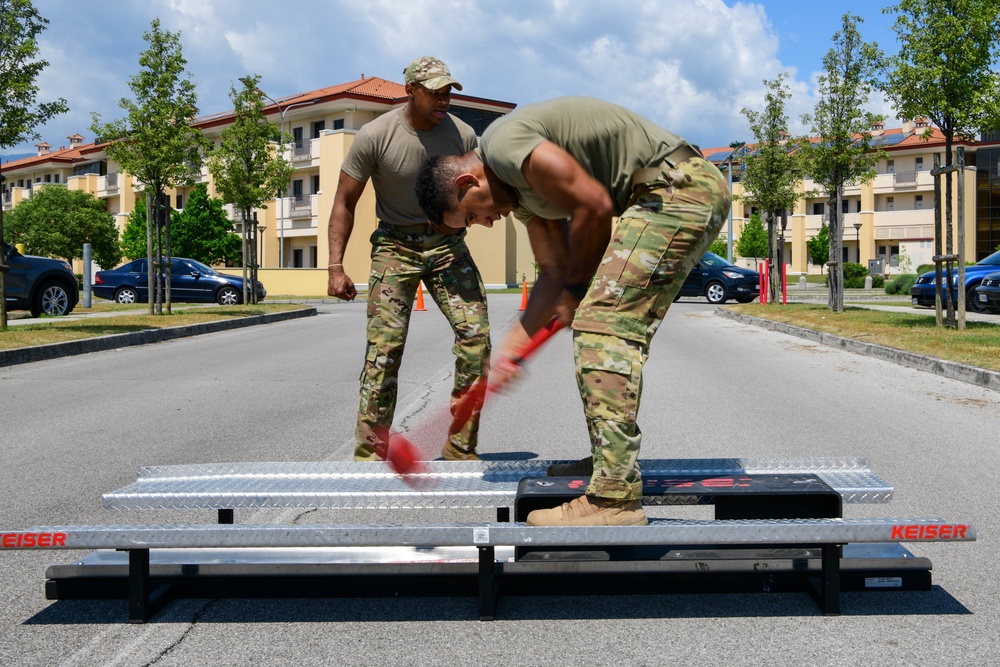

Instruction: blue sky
[6,1,902,158]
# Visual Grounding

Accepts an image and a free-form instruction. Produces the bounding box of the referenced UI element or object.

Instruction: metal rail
[102,458,893,511]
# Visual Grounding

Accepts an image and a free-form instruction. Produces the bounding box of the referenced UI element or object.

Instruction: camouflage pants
[571,157,730,500]
[355,225,491,460]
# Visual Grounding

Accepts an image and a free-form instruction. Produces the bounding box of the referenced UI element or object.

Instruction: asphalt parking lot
[0,295,997,666]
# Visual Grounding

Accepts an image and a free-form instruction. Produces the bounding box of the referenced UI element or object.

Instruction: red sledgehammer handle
[450,317,565,430]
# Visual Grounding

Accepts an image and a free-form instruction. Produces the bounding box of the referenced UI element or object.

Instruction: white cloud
[6,0,895,154]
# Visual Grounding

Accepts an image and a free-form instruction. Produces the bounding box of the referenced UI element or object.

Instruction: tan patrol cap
[403,56,463,91]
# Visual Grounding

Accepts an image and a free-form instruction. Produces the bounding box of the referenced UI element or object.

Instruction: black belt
[378,221,434,236]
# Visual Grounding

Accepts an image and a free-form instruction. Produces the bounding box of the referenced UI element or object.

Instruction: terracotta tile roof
[1,144,89,170]
[195,75,513,130]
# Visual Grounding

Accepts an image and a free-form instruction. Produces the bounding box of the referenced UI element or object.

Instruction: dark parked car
[2,242,79,317]
[94,257,265,305]
[974,271,1000,314]
[910,249,1000,314]
[675,251,760,304]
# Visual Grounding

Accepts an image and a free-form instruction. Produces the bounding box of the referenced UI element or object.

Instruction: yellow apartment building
[4,80,1000,293]
[0,76,529,294]
[704,120,1000,275]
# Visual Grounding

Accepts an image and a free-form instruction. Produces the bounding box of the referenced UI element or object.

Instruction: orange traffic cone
[518,280,528,311]
[415,281,426,311]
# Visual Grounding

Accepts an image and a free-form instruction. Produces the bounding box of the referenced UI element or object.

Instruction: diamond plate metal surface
[102,458,892,510]
[11,517,975,550]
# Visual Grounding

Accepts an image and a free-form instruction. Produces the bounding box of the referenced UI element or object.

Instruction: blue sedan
[94,257,265,305]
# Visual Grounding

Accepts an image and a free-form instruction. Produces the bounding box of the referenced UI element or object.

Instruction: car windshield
[700,252,735,268]
[186,259,219,275]
[977,250,1000,266]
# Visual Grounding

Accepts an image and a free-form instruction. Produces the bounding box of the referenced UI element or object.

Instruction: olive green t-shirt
[476,97,688,222]
[342,107,477,226]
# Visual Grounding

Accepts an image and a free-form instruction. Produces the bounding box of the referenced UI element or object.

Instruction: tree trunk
[0,170,8,331]
[163,192,172,315]
[767,212,778,303]
[146,191,154,316]
[241,208,249,306]
[943,136,955,327]
[828,189,844,313]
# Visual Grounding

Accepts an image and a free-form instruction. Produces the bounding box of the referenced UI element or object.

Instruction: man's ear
[455,173,479,190]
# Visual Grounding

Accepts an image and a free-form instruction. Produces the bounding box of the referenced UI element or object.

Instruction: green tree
[882,0,1000,328]
[807,223,831,273]
[0,0,68,330]
[800,14,885,313]
[708,236,728,258]
[120,197,150,261]
[740,75,810,303]
[4,186,122,269]
[90,18,207,315]
[170,184,242,265]
[735,213,769,268]
[206,75,293,303]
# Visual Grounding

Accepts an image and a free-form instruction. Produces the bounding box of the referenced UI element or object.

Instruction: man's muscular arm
[327,170,367,300]
[521,140,613,323]
[490,142,614,390]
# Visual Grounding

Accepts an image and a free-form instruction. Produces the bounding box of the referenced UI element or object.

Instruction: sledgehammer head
[385,432,429,477]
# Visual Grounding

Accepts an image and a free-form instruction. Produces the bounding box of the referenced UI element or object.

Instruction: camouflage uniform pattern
[403,56,463,91]
[355,225,490,460]
[571,157,730,500]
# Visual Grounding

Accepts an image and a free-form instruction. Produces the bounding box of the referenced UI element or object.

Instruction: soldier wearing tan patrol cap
[327,57,491,462]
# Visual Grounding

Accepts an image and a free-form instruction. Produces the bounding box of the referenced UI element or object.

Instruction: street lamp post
[725,141,746,263]
[258,224,266,267]
[854,222,862,263]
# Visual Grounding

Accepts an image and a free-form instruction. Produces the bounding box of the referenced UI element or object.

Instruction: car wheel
[705,281,728,304]
[217,286,241,305]
[114,287,139,304]
[30,280,73,317]
[966,285,991,314]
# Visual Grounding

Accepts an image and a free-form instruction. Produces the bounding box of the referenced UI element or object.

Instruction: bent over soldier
[327,56,490,461]
[415,97,730,526]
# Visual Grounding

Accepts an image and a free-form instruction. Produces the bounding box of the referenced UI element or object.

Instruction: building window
[292,248,303,268]
[292,179,303,202]
[886,196,894,212]
[72,161,105,177]
[54,174,60,183]
[915,195,923,210]
[842,200,849,214]
[856,200,861,213]
[333,118,345,130]
[887,159,894,174]
[310,246,318,268]
[915,157,924,171]
[176,194,184,209]
[449,106,507,136]
[292,127,303,149]
[44,174,51,182]
[311,175,320,194]
[311,121,325,139]
[812,202,824,216]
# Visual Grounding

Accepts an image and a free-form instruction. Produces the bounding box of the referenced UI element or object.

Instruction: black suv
[2,243,79,317]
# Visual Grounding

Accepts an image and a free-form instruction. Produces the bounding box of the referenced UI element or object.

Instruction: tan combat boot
[546,457,593,477]
[441,441,481,461]
[526,495,648,527]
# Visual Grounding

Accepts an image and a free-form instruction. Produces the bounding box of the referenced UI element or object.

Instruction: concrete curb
[716,308,1000,392]
[0,307,317,368]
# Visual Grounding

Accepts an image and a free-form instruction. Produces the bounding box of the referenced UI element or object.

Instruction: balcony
[871,208,934,240]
